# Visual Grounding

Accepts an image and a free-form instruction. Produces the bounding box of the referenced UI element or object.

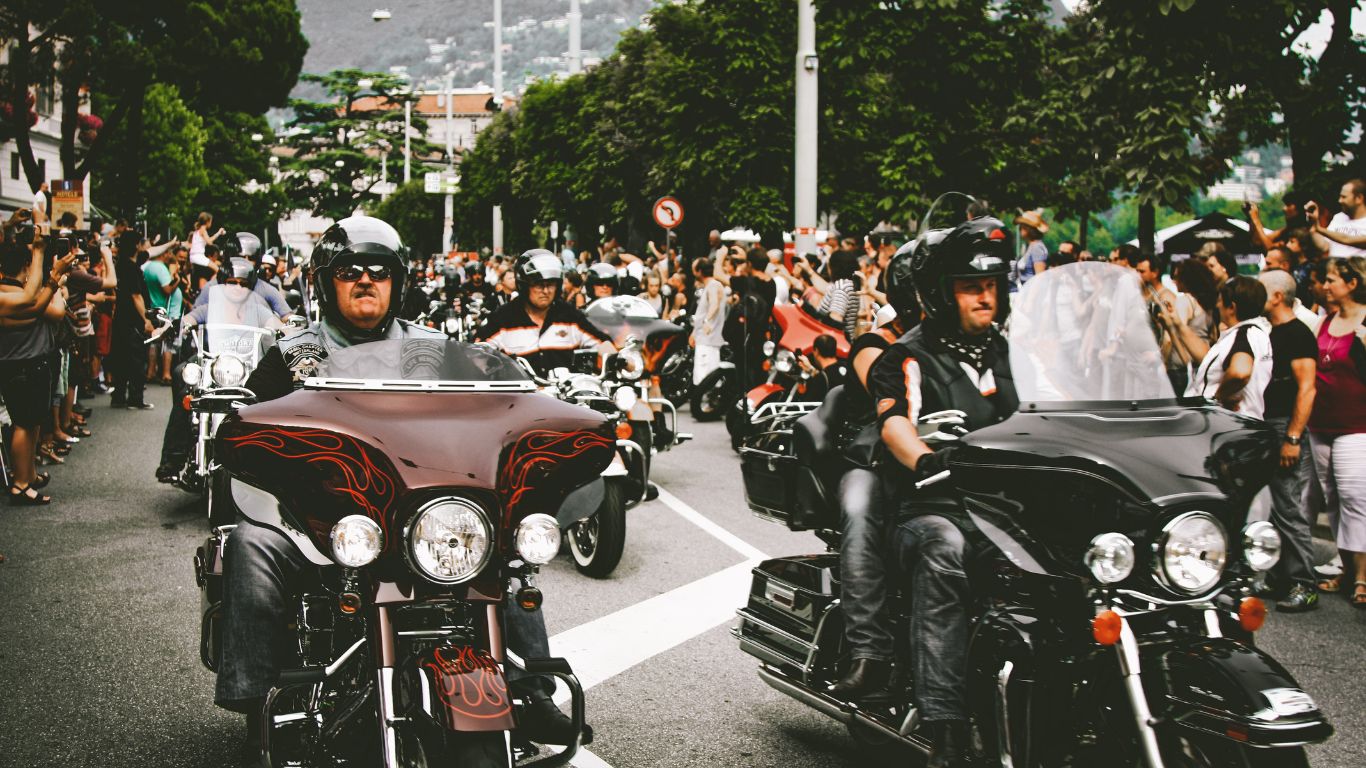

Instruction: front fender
[1160,637,1332,747]
[745,383,786,411]
[415,645,516,732]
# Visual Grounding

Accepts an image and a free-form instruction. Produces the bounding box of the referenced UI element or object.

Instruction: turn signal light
[182,395,193,411]
[1238,597,1266,632]
[1092,609,1122,646]
[338,592,362,614]
[517,585,543,612]
[615,422,633,439]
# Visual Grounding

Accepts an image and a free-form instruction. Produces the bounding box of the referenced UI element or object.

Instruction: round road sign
[652,197,684,229]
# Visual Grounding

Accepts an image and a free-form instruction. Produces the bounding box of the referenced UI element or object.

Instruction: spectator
[691,257,726,385]
[638,273,667,316]
[1185,276,1272,418]
[1307,179,1366,257]
[562,270,586,309]
[560,238,577,270]
[798,333,848,402]
[1012,210,1050,290]
[31,182,49,231]
[108,231,155,410]
[817,249,861,341]
[1263,245,1293,272]
[1197,241,1238,283]
[1256,269,1320,612]
[1050,240,1079,267]
[1166,257,1221,365]
[1131,251,1187,393]
[1262,246,1322,332]
[188,212,226,287]
[142,240,183,385]
[1306,256,1366,608]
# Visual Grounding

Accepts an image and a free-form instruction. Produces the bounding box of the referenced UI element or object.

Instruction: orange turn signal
[182,395,193,411]
[615,422,633,439]
[1092,609,1122,646]
[338,592,362,614]
[762,359,772,372]
[1238,597,1266,632]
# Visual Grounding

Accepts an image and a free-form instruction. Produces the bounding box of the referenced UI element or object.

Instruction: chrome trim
[1114,587,1223,608]
[1203,609,1222,639]
[403,496,495,585]
[756,666,932,754]
[750,400,819,425]
[736,608,814,648]
[1117,617,1166,768]
[998,661,1016,768]
[376,666,400,768]
[615,438,649,504]
[303,376,538,393]
[1153,511,1228,595]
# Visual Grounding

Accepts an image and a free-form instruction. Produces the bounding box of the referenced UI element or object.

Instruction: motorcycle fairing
[745,383,786,411]
[415,645,516,732]
[1159,637,1333,748]
[771,304,852,357]
[230,478,332,566]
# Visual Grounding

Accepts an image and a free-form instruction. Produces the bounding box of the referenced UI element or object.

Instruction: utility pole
[492,0,504,254]
[568,0,582,75]
[403,98,412,183]
[442,71,455,253]
[793,0,818,260]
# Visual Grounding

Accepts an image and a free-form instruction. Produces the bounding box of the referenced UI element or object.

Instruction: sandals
[8,483,51,506]
[1318,575,1342,593]
[1354,581,1366,609]
[67,425,92,438]
[38,445,66,465]
[31,472,50,490]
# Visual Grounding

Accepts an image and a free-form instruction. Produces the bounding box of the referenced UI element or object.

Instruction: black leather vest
[895,324,1018,432]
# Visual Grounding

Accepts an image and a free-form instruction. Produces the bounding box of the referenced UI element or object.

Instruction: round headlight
[1243,521,1282,572]
[330,514,384,568]
[763,340,776,357]
[1157,512,1228,594]
[1085,532,1135,584]
[182,362,203,387]
[613,385,638,412]
[617,348,645,381]
[210,355,247,387]
[406,498,492,584]
[515,513,561,565]
[774,350,796,374]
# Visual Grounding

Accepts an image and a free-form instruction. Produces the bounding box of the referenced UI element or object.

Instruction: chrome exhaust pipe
[756,666,930,753]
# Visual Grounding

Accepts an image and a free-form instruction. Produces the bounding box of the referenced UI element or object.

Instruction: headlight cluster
[774,350,796,374]
[1157,512,1227,594]
[210,355,248,387]
[406,498,493,584]
[1242,521,1281,572]
[613,384,638,412]
[182,362,204,387]
[330,515,384,567]
[1085,532,1135,584]
[515,513,561,564]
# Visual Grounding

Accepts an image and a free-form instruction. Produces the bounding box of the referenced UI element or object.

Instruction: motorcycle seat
[790,386,850,528]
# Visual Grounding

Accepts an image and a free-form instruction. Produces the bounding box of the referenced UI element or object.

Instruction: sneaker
[1276,585,1319,613]
[93,382,111,394]
[126,401,155,410]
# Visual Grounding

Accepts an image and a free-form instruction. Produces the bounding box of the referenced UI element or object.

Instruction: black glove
[912,447,957,484]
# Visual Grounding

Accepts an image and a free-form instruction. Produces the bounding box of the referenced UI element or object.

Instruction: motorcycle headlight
[330,514,384,568]
[515,513,561,565]
[613,384,638,412]
[617,347,645,381]
[444,317,459,333]
[210,355,247,388]
[774,350,796,374]
[1243,521,1282,572]
[182,362,203,387]
[406,497,492,584]
[1084,532,1135,584]
[763,340,776,357]
[1156,512,1227,594]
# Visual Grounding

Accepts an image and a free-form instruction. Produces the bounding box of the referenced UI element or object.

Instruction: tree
[368,180,445,258]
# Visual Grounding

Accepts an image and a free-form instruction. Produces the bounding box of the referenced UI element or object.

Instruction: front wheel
[690,367,736,422]
[397,724,512,768]
[569,479,626,578]
[658,347,692,406]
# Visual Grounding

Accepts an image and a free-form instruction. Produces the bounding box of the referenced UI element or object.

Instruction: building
[352,87,510,160]
[0,40,93,220]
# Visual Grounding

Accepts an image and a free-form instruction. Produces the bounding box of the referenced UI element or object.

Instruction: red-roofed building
[352,87,515,158]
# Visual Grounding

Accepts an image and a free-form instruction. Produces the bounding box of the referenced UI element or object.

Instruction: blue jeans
[839,468,893,661]
[216,519,552,711]
[1266,417,1315,590]
[893,513,970,723]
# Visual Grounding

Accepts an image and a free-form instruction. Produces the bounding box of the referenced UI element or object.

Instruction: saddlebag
[193,525,235,672]
[738,387,847,531]
[734,555,841,680]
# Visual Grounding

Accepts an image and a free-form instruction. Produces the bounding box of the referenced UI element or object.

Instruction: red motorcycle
[196,339,611,767]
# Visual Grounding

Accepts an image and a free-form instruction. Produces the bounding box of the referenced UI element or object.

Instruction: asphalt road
[1,396,1363,768]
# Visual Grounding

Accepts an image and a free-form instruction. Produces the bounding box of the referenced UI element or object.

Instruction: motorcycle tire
[690,367,735,422]
[725,401,748,452]
[569,479,626,578]
[658,348,692,406]
[397,723,512,768]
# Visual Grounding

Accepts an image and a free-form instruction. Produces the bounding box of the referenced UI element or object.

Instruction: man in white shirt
[31,182,49,231]
[1187,276,1274,419]
[1309,178,1366,257]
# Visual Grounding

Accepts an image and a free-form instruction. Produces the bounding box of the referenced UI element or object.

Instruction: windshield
[202,284,281,365]
[1009,262,1174,403]
[315,339,532,384]
[587,295,659,320]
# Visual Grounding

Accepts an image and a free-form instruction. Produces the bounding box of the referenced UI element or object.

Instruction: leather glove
[912,447,957,485]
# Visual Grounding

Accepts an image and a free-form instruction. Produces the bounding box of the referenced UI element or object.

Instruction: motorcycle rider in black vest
[217,218,588,757]
[866,217,1018,768]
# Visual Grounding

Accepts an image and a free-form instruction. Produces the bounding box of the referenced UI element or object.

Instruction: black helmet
[912,216,1012,327]
[515,249,563,297]
[310,215,410,340]
[585,262,619,295]
[216,232,264,289]
[884,239,922,320]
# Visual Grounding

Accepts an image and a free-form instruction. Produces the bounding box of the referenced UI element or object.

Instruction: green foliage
[192,110,288,233]
[367,180,445,258]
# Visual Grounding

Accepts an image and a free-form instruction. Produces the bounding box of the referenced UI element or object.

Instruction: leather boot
[826,658,891,698]
[518,688,594,746]
[926,719,969,768]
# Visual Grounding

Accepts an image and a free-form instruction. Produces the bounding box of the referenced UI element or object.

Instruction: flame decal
[499,429,613,518]
[224,427,397,539]
[423,646,511,723]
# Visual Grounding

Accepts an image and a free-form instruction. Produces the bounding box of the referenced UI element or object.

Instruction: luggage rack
[750,400,820,425]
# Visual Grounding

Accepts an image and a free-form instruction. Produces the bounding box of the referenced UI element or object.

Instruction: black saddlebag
[738,387,848,531]
[734,555,842,678]
[193,525,235,672]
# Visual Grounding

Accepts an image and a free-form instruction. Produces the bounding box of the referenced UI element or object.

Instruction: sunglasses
[334,263,392,282]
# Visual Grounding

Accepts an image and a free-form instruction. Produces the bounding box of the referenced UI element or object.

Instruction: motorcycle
[734,262,1332,766]
[195,338,607,767]
[723,302,851,451]
[176,283,287,519]
[583,295,693,407]
[528,336,689,577]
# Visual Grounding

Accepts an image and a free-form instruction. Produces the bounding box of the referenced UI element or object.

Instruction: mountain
[294,0,655,96]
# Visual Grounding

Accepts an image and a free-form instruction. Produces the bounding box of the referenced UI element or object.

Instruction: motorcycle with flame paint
[735,263,1332,767]
[195,339,611,767]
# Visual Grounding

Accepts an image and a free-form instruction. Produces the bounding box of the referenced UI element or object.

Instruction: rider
[584,261,619,301]
[866,216,1017,768]
[476,249,616,373]
[825,239,921,699]
[217,219,586,751]
[190,232,292,319]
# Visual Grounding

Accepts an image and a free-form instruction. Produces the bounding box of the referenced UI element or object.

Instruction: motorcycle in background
[196,339,605,767]
[734,263,1332,766]
[584,296,693,407]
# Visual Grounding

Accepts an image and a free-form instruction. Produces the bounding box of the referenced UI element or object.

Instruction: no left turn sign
[652,197,684,229]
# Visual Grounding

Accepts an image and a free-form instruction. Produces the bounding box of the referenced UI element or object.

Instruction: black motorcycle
[734,263,1332,766]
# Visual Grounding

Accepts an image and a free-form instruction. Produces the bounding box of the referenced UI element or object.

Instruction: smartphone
[42,241,56,276]
[50,236,72,256]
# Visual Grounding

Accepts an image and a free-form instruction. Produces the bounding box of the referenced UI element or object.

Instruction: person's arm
[41,287,66,321]
[852,344,884,388]
[1282,357,1316,468]
[1213,351,1252,409]
[796,259,830,293]
[98,246,117,289]
[868,346,932,471]
[1312,221,1366,247]
[0,246,70,319]
[1163,296,1212,364]
[1032,243,1048,273]
[157,263,177,296]
[1247,206,1276,253]
[204,226,226,245]
[145,239,177,259]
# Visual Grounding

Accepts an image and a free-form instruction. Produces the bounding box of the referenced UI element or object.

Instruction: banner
[50,179,84,229]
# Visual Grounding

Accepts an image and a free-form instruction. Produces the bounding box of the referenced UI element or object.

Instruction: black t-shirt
[1263,320,1318,420]
[114,256,145,327]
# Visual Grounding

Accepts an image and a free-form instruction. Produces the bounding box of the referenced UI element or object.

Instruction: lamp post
[793,0,818,261]
[368,12,411,184]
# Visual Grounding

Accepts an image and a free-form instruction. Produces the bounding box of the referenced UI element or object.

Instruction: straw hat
[1013,210,1049,235]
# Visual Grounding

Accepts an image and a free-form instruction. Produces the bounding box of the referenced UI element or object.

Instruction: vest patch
[283,342,327,383]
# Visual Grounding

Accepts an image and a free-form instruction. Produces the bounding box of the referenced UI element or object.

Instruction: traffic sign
[425,171,460,194]
[652,196,684,229]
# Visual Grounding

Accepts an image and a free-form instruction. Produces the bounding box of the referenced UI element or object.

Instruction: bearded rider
[217,218,587,755]
[865,217,1018,768]
[476,249,616,374]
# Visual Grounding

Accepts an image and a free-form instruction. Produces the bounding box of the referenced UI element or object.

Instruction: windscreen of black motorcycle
[316,339,532,382]
[1008,262,1175,404]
